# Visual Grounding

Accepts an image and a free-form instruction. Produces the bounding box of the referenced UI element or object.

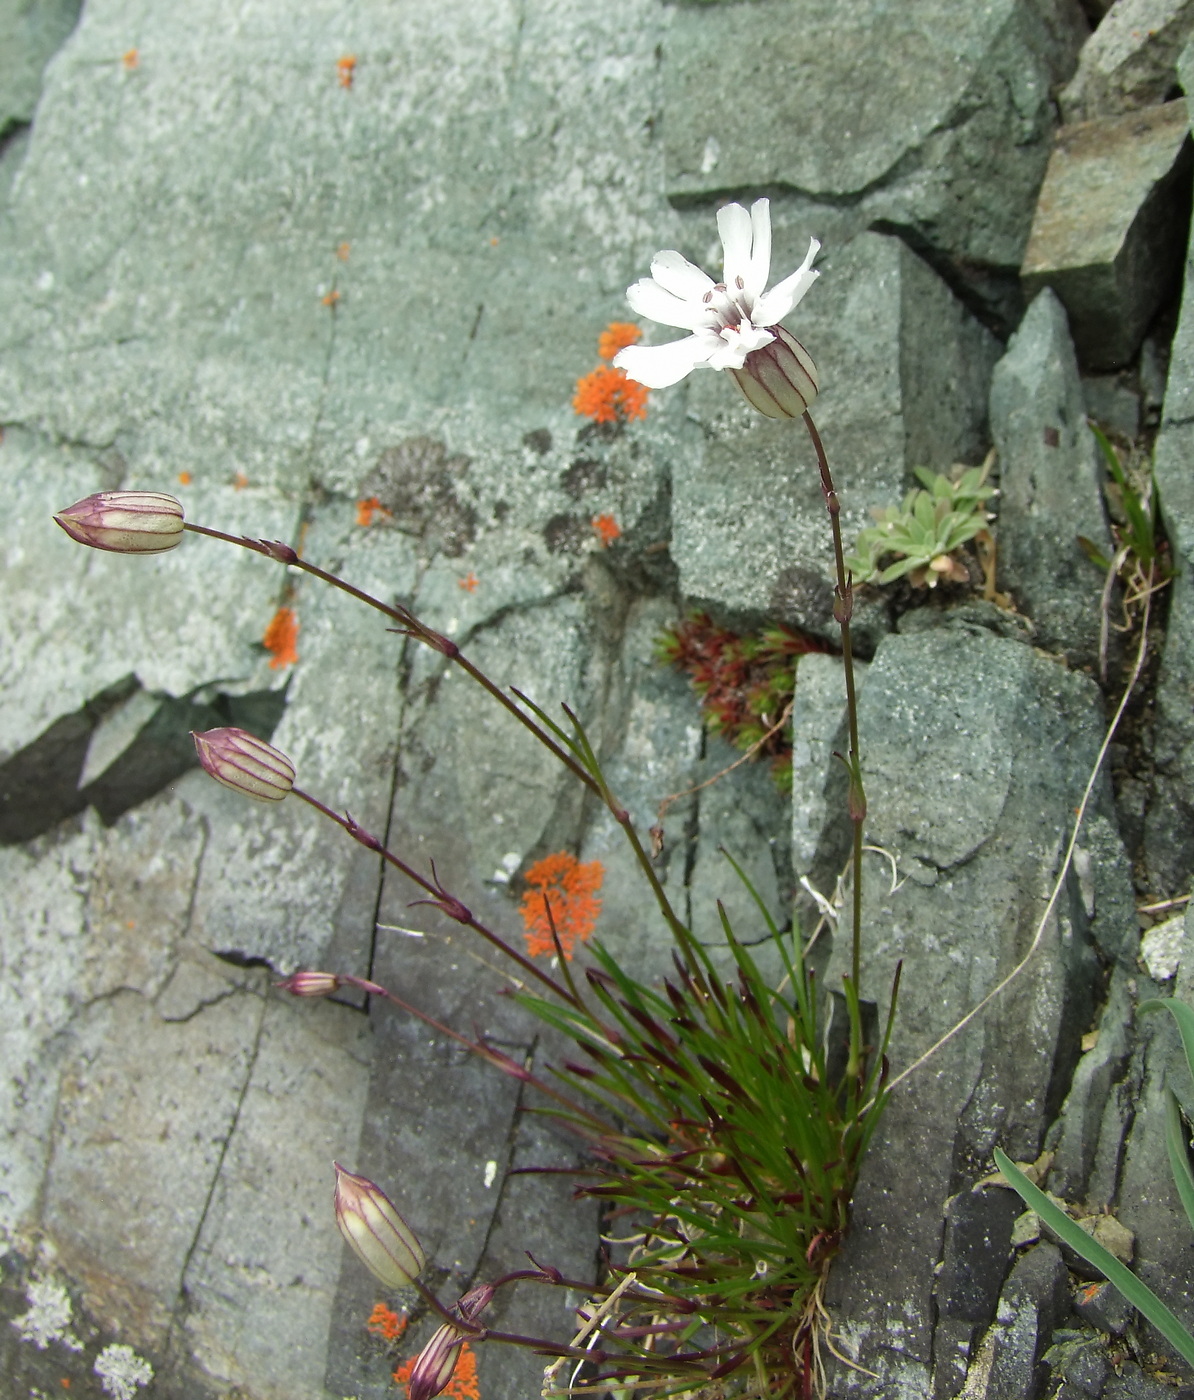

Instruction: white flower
[613,198,821,412]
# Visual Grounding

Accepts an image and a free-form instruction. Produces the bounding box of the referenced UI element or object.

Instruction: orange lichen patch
[356,496,391,527]
[233,471,249,491]
[519,852,604,959]
[1080,1281,1104,1303]
[591,514,621,548]
[322,288,341,308]
[122,48,139,70]
[458,571,479,593]
[263,606,299,670]
[394,1342,479,1400]
[177,471,192,485]
[598,321,641,361]
[572,365,648,424]
[337,54,357,87]
[367,1303,408,1342]
[337,241,351,261]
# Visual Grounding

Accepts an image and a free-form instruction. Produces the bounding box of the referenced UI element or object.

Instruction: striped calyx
[728,325,820,420]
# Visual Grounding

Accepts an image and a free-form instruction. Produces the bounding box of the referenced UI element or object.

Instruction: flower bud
[407,1323,467,1400]
[191,728,295,802]
[276,970,341,997]
[333,1163,425,1290]
[728,326,819,420]
[54,491,185,554]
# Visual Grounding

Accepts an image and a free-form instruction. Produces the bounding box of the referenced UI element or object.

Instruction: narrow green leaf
[1077,535,1112,571]
[1090,420,1128,489]
[1164,1088,1194,1236]
[993,1148,1194,1370]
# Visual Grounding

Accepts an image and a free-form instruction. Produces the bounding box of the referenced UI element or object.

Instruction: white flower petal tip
[620,203,820,412]
[614,336,716,389]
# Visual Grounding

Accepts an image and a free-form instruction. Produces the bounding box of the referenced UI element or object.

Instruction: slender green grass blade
[1164,1088,1194,1236]
[993,1148,1194,1369]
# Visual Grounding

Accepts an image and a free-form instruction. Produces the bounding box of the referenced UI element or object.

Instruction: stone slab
[813,624,1110,1397]
[663,0,1086,287]
[182,997,372,1400]
[1021,100,1192,369]
[1142,43,1194,894]
[990,288,1113,668]
[40,985,266,1351]
[1062,0,1194,123]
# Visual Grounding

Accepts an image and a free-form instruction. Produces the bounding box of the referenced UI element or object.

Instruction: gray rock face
[791,653,864,880]
[1062,0,1194,123]
[0,0,81,136]
[1047,968,1136,1201]
[812,624,1112,1398]
[663,0,1087,315]
[675,233,1000,634]
[985,1244,1072,1400]
[1021,101,1192,371]
[1144,44,1194,894]
[990,289,1113,668]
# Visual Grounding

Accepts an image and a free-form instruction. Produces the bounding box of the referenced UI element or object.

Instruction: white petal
[753,238,821,327]
[614,335,716,388]
[626,277,710,331]
[707,323,774,370]
[744,199,772,305]
[717,203,752,292]
[650,249,714,301]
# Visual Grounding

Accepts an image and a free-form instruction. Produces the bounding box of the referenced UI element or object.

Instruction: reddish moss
[597,322,642,361]
[519,852,604,959]
[572,365,648,424]
[657,613,826,789]
[591,513,621,548]
[367,1303,408,1342]
[262,606,299,670]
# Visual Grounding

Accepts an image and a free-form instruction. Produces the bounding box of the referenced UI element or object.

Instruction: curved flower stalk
[618,200,869,1060]
[614,198,820,418]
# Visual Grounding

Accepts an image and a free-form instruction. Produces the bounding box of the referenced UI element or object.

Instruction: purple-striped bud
[407,1323,467,1400]
[54,491,185,554]
[192,727,295,802]
[333,1163,425,1290]
[277,970,341,998]
[728,325,820,420]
